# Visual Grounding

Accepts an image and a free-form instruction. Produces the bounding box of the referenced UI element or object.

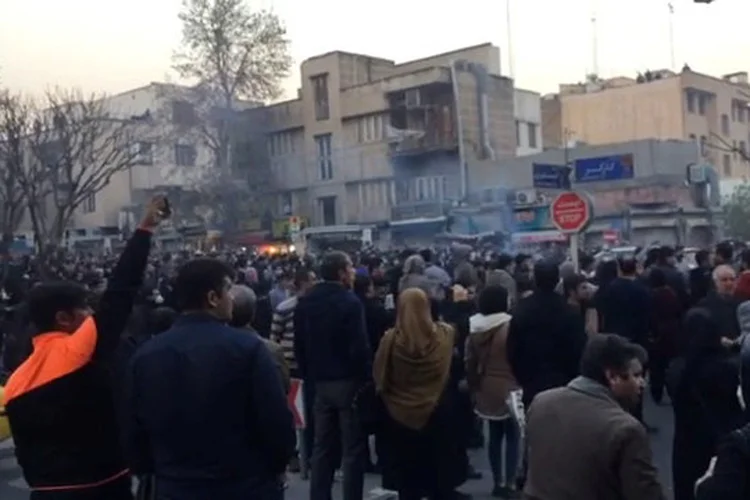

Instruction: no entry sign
[551,191,592,234]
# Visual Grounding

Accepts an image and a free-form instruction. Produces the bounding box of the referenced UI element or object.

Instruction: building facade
[543,68,750,179]
[263,43,520,227]
[514,88,542,156]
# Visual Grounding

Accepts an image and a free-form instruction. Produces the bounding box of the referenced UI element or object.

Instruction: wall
[514,88,542,156]
[560,76,685,146]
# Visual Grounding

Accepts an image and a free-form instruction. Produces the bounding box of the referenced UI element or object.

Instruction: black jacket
[695,424,750,500]
[123,313,295,496]
[4,228,151,490]
[294,281,371,382]
[507,291,587,406]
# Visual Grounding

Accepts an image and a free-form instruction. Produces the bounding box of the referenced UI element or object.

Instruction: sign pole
[550,191,593,274]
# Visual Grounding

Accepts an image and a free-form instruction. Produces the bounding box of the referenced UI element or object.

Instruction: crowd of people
[0,198,750,499]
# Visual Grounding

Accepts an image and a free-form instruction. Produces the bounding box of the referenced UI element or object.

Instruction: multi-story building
[542,67,750,178]
[261,43,519,227]
[15,82,253,246]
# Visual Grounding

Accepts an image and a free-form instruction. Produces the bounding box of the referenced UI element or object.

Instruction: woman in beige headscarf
[373,288,468,499]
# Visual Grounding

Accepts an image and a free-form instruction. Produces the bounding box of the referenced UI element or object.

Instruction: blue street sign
[532,164,571,189]
[574,154,635,183]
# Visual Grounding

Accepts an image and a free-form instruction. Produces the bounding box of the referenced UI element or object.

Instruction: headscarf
[373,288,454,430]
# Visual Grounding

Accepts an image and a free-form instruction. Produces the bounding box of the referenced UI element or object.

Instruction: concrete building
[542,68,750,179]
[261,43,520,228]
[514,88,542,156]
[467,139,720,246]
[13,82,255,248]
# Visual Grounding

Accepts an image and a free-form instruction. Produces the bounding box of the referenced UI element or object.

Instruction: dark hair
[319,251,350,282]
[174,259,234,311]
[514,253,530,267]
[580,334,647,386]
[149,307,177,335]
[419,248,433,264]
[649,267,667,288]
[618,257,637,276]
[293,268,314,289]
[562,274,585,297]
[716,241,733,262]
[596,260,619,289]
[534,260,560,292]
[695,249,710,267]
[478,285,508,315]
[353,274,372,301]
[516,274,534,295]
[28,282,89,332]
[495,253,513,271]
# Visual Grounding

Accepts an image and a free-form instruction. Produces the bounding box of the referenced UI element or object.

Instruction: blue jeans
[487,418,520,487]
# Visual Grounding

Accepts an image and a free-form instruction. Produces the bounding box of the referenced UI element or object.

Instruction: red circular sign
[551,191,592,233]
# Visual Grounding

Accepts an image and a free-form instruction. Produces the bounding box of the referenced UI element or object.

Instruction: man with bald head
[697,264,741,346]
[229,284,291,392]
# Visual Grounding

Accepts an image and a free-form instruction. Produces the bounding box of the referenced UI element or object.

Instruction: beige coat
[464,313,518,418]
[524,377,666,500]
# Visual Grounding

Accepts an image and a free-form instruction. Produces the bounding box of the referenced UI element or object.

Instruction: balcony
[390,200,450,221]
[387,128,458,157]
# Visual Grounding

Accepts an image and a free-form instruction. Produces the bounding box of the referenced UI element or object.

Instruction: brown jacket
[524,377,665,500]
[464,313,518,418]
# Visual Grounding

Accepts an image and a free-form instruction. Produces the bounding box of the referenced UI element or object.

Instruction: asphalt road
[0,394,676,499]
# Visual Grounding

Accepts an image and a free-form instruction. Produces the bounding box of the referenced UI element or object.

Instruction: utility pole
[505,0,515,79]
[591,14,599,77]
[668,2,676,70]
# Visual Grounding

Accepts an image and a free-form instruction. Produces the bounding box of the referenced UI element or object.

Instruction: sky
[1,0,748,101]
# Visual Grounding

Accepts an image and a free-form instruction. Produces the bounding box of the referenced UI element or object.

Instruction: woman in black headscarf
[670,308,745,500]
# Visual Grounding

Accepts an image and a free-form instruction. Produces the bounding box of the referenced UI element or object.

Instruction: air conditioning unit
[514,189,537,206]
[405,89,422,108]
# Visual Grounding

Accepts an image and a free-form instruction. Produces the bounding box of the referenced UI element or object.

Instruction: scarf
[373,321,454,431]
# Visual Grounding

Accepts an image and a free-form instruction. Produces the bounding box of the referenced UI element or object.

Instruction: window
[688,133,696,141]
[723,154,731,176]
[83,193,96,214]
[311,74,330,121]
[721,114,730,135]
[319,196,336,226]
[700,135,707,156]
[315,134,333,180]
[527,123,538,148]
[358,115,383,143]
[515,120,521,146]
[133,141,153,165]
[741,141,747,158]
[268,132,295,157]
[686,91,695,113]
[698,94,707,115]
[171,100,196,126]
[174,144,197,166]
[734,100,747,123]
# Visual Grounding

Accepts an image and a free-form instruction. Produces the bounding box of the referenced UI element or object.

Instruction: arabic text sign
[532,164,571,189]
[574,154,634,183]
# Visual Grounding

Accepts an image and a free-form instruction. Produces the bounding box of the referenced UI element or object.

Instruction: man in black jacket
[3,197,163,499]
[294,251,370,500]
[124,258,295,500]
[507,260,587,407]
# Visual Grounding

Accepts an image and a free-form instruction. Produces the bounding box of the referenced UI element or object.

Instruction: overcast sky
[1,0,747,100]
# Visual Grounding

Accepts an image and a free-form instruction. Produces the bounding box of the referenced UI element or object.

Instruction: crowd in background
[2,208,750,499]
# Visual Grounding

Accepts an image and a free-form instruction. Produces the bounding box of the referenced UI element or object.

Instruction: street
[0,395,675,499]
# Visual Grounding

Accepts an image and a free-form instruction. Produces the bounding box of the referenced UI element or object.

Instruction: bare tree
[170,0,291,232]
[23,88,152,251]
[0,91,30,250]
